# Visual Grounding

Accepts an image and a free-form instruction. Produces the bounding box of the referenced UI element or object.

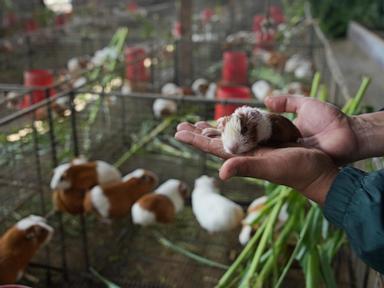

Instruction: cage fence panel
[0,1,382,287]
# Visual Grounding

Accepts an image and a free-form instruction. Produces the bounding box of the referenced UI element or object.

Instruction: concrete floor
[331,39,384,108]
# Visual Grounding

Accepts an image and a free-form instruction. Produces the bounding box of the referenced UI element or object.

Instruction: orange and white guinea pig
[51,158,121,214]
[0,215,54,284]
[83,169,158,219]
[131,179,188,226]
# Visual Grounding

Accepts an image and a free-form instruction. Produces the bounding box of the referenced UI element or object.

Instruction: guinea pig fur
[203,106,301,154]
[153,98,177,118]
[131,179,188,226]
[50,160,122,191]
[83,169,158,219]
[239,196,288,245]
[191,78,209,96]
[0,215,54,284]
[192,175,244,233]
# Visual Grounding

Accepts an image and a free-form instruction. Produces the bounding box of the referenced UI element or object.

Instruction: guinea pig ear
[178,182,189,199]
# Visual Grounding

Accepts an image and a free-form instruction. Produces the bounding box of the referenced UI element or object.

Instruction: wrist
[302,166,340,206]
[351,112,384,160]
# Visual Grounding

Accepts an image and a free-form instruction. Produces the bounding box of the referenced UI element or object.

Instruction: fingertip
[195,121,212,129]
[174,130,193,142]
[176,122,192,131]
[219,158,238,180]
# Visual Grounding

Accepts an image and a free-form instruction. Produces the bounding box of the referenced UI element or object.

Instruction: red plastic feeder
[269,5,285,24]
[55,14,66,28]
[214,85,252,120]
[20,70,55,109]
[253,15,265,33]
[127,1,138,12]
[222,51,248,86]
[201,8,214,24]
[25,18,38,33]
[172,21,182,39]
[125,47,149,83]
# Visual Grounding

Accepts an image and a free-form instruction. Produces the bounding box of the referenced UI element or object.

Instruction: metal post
[178,0,193,86]
[69,90,91,273]
[31,97,52,285]
[150,42,156,91]
[45,88,69,281]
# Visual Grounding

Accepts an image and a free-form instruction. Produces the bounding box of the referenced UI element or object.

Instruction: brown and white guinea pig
[0,215,54,284]
[51,158,121,214]
[83,169,158,219]
[239,196,288,245]
[131,179,188,226]
[202,106,302,154]
[191,78,209,97]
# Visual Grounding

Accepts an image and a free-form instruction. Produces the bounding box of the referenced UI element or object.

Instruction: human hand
[265,95,359,164]
[175,122,338,204]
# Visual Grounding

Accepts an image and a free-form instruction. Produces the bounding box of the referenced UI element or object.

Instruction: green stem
[254,211,299,288]
[217,221,268,288]
[240,200,285,288]
[275,206,316,288]
[114,117,176,168]
[310,72,321,97]
[348,77,371,115]
[158,236,229,270]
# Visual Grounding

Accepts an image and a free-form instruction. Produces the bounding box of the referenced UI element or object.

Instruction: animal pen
[0,3,382,288]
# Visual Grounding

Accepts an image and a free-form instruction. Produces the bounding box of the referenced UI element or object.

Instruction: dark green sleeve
[323,166,384,274]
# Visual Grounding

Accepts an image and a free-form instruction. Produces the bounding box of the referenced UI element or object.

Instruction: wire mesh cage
[0,2,379,287]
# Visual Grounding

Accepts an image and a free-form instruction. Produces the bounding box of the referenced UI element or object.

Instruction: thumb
[219,156,278,182]
[264,95,306,113]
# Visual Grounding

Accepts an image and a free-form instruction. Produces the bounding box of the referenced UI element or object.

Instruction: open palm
[175,121,338,204]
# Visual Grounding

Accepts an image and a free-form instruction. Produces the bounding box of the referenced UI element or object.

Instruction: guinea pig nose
[225,143,239,154]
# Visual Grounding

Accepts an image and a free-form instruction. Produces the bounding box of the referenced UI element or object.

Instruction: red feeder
[172,21,182,39]
[55,14,66,28]
[214,85,252,120]
[201,8,214,24]
[253,15,265,32]
[269,5,285,24]
[25,18,38,33]
[222,51,248,86]
[21,70,55,109]
[128,1,138,12]
[125,47,150,82]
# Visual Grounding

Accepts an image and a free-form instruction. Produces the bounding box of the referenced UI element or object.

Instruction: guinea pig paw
[202,128,222,138]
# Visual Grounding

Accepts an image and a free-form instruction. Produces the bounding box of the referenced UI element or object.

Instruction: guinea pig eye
[241,126,248,135]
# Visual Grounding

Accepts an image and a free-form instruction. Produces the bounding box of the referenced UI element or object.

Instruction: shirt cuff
[323,166,367,228]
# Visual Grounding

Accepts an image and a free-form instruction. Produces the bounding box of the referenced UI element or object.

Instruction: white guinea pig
[202,106,302,154]
[0,215,54,284]
[192,175,244,233]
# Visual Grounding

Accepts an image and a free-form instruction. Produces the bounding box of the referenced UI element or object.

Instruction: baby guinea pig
[83,169,158,219]
[0,215,54,284]
[203,106,302,154]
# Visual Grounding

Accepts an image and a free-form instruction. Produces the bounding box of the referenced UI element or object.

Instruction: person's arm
[323,166,384,274]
